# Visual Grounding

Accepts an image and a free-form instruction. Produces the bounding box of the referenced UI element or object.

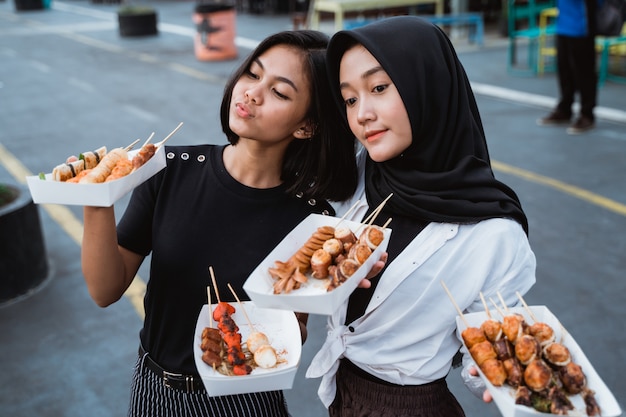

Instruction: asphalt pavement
[1,1,625,416]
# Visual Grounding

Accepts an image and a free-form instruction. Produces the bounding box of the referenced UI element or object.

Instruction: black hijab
[327,16,529,235]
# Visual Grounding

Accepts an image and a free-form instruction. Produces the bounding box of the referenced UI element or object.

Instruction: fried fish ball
[523,359,553,392]
[481,319,503,342]
[469,340,497,367]
[528,322,556,347]
[559,362,586,394]
[515,334,542,365]
[543,342,571,367]
[502,313,526,344]
[461,327,487,350]
[479,358,507,387]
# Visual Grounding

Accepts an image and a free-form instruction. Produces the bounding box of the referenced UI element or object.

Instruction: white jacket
[305,152,536,408]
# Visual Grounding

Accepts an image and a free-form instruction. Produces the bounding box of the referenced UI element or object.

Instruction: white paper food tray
[243,213,391,315]
[25,145,166,207]
[193,302,301,397]
[457,305,622,417]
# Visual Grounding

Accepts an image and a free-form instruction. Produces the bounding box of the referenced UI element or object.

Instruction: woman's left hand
[357,252,388,288]
[468,366,493,403]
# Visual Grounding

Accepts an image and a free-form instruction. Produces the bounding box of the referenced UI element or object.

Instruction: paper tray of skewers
[457,305,622,417]
[25,123,182,207]
[193,301,302,397]
[243,213,391,315]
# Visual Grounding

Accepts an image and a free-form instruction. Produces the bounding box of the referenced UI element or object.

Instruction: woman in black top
[80,30,358,417]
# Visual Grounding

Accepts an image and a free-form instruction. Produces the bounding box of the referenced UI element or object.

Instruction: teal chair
[507,0,557,76]
[596,24,626,86]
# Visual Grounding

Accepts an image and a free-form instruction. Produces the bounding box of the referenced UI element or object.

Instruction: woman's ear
[293,122,316,139]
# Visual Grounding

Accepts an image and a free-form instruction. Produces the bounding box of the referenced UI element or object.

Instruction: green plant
[0,184,18,208]
[117,4,156,15]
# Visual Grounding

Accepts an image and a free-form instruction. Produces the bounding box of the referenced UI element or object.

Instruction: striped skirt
[329,360,466,417]
[128,353,291,417]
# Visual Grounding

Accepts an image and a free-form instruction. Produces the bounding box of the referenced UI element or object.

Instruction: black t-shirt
[117,144,334,374]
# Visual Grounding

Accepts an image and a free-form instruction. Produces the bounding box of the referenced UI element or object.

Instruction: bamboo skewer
[335,199,360,227]
[516,291,539,323]
[362,193,393,226]
[124,139,141,152]
[209,266,221,303]
[440,280,470,327]
[142,132,155,148]
[496,291,510,314]
[207,286,213,328]
[227,283,255,331]
[479,292,492,319]
[489,297,507,318]
[156,122,183,148]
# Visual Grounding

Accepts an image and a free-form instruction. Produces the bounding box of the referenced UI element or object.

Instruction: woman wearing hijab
[306,16,537,416]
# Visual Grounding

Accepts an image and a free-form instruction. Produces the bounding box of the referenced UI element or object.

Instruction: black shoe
[537,110,572,126]
[566,116,595,135]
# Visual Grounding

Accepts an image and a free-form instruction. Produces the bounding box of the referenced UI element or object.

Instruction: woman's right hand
[357,252,387,288]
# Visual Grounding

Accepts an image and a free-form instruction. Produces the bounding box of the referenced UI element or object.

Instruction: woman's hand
[468,366,493,403]
[357,252,388,288]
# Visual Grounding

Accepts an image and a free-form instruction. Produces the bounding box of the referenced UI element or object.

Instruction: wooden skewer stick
[124,138,141,152]
[142,132,155,147]
[440,280,469,327]
[208,266,221,303]
[335,199,360,227]
[227,283,255,331]
[479,292,492,319]
[156,122,183,148]
[207,286,213,328]
[363,193,393,226]
[382,217,392,229]
[496,291,510,313]
[489,297,507,318]
[516,291,538,323]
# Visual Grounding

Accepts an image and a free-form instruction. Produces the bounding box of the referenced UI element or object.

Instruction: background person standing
[537,0,598,134]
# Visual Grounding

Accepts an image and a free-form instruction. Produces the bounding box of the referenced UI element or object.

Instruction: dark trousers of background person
[555,0,598,121]
[555,34,597,121]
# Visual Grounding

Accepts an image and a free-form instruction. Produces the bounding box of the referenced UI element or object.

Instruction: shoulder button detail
[166,152,175,159]
[296,192,304,198]
[181,153,189,160]
[307,198,316,206]
[197,155,206,162]
[322,210,330,215]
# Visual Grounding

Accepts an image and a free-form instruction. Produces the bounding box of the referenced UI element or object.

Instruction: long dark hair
[220,30,357,202]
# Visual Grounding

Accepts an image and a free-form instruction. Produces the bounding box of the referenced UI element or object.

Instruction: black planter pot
[0,184,49,305]
[14,0,44,11]
[118,9,158,37]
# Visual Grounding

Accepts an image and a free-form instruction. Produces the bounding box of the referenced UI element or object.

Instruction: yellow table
[309,0,445,31]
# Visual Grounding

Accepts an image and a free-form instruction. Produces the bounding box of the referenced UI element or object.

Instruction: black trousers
[555,0,598,120]
[555,34,597,120]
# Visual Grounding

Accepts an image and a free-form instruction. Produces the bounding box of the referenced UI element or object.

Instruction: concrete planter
[0,183,48,304]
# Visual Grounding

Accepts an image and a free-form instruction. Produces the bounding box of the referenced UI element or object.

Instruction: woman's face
[339,45,412,162]
[229,45,313,144]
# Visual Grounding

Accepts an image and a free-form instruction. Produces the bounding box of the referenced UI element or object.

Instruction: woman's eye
[373,84,387,93]
[344,97,356,107]
[245,69,259,79]
[273,89,288,99]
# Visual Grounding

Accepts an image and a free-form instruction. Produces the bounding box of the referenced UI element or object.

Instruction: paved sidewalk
[1,1,624,416]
